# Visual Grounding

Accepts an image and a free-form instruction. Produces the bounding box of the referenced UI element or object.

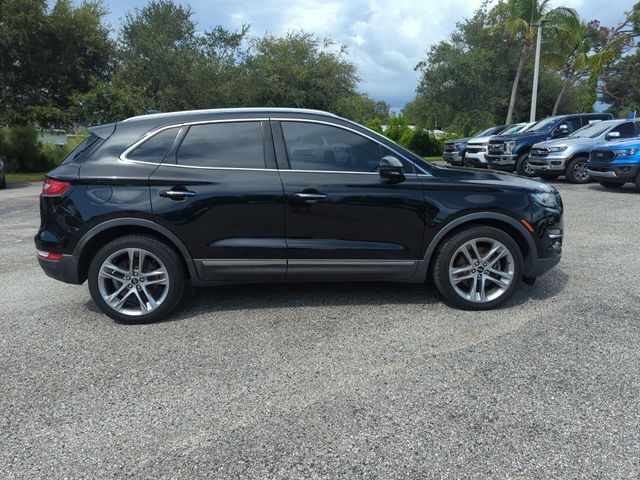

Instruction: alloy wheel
[97,248,169,316]
[448,237,515,303]
[572,161,590,183]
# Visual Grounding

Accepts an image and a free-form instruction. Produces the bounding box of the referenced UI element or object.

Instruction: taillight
[41,178,71,196]
[37,250,62,261]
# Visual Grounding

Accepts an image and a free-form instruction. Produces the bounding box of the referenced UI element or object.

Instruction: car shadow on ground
[89,267,569,325]
[586,183,638,194]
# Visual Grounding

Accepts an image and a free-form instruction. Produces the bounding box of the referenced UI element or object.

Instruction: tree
[0,0,113,127]
[601,51,640,116]
[334,93,389,123]
[489,0,578,124]
[241,32,359,112]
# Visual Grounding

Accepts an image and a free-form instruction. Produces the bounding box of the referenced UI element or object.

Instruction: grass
[424,156,444,162]
[6,172,46,183]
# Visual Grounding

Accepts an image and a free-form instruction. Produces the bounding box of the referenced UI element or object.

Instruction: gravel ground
[1,180,639,479]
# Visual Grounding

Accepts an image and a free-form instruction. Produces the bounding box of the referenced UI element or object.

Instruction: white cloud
[109,0,633,108]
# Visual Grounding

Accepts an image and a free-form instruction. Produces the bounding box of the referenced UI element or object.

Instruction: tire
[432,226,523,310]
[537,172,561,181]
[0,174,6,189]
[636,173,640,192]
[565,156,590,184]
[515,152,535,177]
[598,181,625,189]
[88,235,185,323]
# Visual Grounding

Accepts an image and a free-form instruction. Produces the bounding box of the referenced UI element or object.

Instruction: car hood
[467,136,493,145]
[435,165,555,193]
[533,137,597,149]
[489,132,545,142]
[597,138,640,149]
[444,137,470,145]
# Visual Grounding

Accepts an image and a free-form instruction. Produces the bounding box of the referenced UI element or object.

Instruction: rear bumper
[37,254,82,284]
[587,163,640,181]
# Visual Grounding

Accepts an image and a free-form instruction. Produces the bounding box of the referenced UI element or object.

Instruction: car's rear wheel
[88,235,185,323]
[515,152,535,177]
[0,174,6,189]
[538,172,560,181]
[598,180,625,189]
[566,156,590,184]
[432,226,523,310]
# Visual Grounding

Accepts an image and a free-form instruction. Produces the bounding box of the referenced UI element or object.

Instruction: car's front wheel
[432,226,523,310]
[515,152,535,177]
[88,235,185,323]
[565,156,590,184]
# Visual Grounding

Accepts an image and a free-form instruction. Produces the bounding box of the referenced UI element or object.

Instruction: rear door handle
[292,192,327,203]
[159,189,196,200]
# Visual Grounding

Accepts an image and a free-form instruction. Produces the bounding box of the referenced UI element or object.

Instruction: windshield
[473,127,496,137]
[526,117,560,133]
[501,124,525,135]
[570,120,617,138]
[61,135,99,165]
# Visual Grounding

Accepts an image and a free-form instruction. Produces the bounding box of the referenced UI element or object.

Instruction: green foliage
[384,115,411,142]
[0,0,113,127]
[365,118,384,134]
[405,129,440,156]
[0,126,47,172]
[602,51,640,116]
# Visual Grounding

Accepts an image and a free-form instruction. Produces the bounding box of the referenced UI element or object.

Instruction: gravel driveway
[1,180,639,478]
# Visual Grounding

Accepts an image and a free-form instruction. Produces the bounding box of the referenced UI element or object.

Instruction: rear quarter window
[127,128,179,163]
[61,135,101,165]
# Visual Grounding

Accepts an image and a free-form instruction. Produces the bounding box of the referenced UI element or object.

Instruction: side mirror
[554,124,569,138]
[379,155,405,182]
[606,131,621,140]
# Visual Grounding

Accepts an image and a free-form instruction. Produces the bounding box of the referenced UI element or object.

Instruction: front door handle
[159,189,196,200]
[292,192,327,203]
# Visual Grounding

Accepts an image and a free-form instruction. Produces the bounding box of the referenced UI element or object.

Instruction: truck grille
[487,143,506,155]
[530,148,549,157]
[444,144,458,152]
[466,146,485,154]
[590,149,615,162]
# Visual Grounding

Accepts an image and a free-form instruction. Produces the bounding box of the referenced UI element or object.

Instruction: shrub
[404,129,435,156]
[384,115,411,143]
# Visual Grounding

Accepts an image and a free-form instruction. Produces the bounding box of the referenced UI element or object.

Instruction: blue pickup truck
[485,113,613,176]
[587,139,640,190]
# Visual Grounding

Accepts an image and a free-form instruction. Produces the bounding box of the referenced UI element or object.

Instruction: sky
[100,0,634,109]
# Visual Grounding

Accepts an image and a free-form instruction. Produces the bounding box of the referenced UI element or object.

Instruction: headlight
[531,192,559,208]
[453,142,462,148]
[548,146,568,153]
[505,141,516,154]
[614,148,638,157]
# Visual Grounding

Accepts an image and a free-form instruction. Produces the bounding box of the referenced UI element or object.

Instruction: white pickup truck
[464,123,534,168]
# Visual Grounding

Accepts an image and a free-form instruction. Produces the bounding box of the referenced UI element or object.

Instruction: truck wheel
[598,181,624,189]
[515,153,535,177]
[566,156,590,184]
[538,172,560,181]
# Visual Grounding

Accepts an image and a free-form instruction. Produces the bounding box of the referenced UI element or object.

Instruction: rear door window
[176,122,265,168]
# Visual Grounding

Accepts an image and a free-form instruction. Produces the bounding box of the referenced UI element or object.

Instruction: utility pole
[530,19,550,123]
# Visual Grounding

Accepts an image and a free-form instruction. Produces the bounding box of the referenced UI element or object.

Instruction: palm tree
[490,0,578,124]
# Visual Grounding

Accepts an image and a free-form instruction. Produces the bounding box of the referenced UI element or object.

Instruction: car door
[147,119,286,282]
[272,119,426,281]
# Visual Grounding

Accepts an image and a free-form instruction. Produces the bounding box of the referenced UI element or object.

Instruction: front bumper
[464,152,488,167]
[587,163,640,181]
[528,154,569,172]
[486,154,516,169]
[443,152,464,165]
[37,253,82,284]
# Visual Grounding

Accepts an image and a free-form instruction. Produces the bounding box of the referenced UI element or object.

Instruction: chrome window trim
[118,115,432,176]
[119,118,269,166]
[273,117,431,175]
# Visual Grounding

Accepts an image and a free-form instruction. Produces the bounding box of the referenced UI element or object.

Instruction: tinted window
[281,122,383,172]
[559,118,583,134]
[128,128,179,163]
[610,122,635,139]
[61,135,100,165]
[177,122,265,168]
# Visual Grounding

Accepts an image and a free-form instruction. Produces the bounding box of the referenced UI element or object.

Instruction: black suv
[486,113,613,176]
[36,108,564,323]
